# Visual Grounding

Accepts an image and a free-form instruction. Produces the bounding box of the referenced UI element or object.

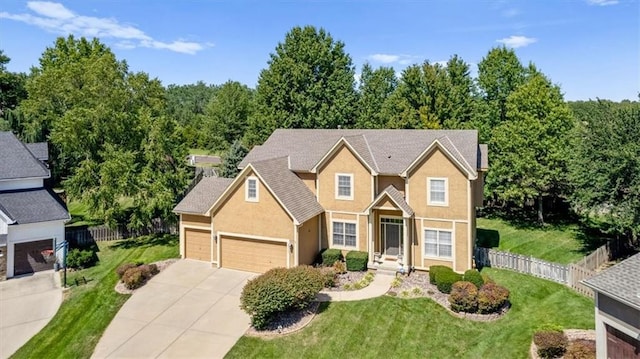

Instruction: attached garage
[184,228,212,262]
[14,239,53,276]
[220,235,287,273]
[606,325,640,359]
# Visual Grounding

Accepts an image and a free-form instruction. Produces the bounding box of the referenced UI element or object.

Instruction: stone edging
[245,301,322,338]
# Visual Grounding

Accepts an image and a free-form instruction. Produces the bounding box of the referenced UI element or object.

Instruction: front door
[381,217,403,257]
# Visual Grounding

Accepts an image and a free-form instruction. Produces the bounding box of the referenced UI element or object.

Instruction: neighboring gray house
[583,253,640,359]
[0,132,70,279]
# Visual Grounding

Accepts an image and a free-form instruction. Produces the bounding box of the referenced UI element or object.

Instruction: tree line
[0,26,638,249]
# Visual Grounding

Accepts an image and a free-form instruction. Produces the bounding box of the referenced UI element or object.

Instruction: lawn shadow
[476,228,500,248]
[109,233,178,250]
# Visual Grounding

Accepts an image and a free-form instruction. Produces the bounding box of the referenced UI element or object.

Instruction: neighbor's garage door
[606,325,640,359]
[220,236,287,273]
[14,239,53,276]
[185,228,211,262]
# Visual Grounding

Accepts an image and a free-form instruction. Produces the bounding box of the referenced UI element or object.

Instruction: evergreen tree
[219,140,249,178]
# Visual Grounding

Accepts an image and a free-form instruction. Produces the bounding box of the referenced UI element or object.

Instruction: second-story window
[245,177,259,202]
[427,177,448,206]
[335,173,353,200]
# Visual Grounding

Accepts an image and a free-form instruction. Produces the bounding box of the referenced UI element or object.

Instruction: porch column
[367,214,374,268]
[403,217,410,272]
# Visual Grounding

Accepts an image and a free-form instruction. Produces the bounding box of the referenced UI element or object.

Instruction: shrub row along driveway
[92,260,254,359]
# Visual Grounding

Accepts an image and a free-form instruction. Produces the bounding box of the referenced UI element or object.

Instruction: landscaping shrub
[565,340,595,359]
[122,267,145,290]
[321,248,342,267]
[533,330,568,359]
[481,273,494,284]
[240,266,324,329]
[319,266,336,287]
[333,260,346,274]
[138,264,159,279]
[448,281,479,313]
[66,248,99,269]
[345,251,368,271]
[463,269,484,289]
[435,270,463,294]
[116,263,138,279]
[429,265,453,285]
[477,282,510,313]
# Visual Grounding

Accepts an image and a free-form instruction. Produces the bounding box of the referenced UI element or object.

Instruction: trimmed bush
[66,248,99,269]
[321,248,342,267]
[481,273,494,284]
[240,266,324,329]
[477,283,510,314]
[319,267,337,287]
[463,269,484,289]
[565,340,595,359]
[116,263,138,279]
[345,251,368,271]
[333,260,346,274]
[122,267,145,290]
[533,330,568,359]
[449,281,479,313]
[429,265,453,285]
[435,271,463,294]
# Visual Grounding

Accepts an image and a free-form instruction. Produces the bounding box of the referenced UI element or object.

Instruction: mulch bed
[324,271,368,291]
[114,258,179,294]
[245,301,321,338]
[529,329,596,359]
[387,271,509,322]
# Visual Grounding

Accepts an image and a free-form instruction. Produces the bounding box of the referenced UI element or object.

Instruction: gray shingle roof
[583,253,640,310]
[173,177,233,214]
[251,157,324,224]
[0,132,50,180]
[373,185,414,217]
[0,188,70,224]
[240,129,483,176]
[25,142,49,161]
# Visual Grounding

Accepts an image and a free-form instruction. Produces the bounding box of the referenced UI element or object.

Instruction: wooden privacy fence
[66,219,177,247]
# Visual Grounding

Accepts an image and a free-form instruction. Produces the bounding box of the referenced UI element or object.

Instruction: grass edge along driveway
[10,234,179,359]
[226,268,594,359]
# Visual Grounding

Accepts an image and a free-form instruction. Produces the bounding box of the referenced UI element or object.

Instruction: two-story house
[173,129,488,274]
[0,132,70,280]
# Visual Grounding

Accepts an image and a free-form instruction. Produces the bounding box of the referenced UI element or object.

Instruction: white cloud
[587,0,618,5]
[496,35,537,48]
[369,54,400,64]
[0,1,209,54]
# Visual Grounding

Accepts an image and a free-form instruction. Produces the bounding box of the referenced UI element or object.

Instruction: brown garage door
[607,325,640,359]
[185,228,211,262]
[220,236,287,273]
[14,239,54,276]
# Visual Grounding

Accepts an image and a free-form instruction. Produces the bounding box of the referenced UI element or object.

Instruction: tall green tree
[355,63,397,128]
[486,72,574,223]
[165,81,217,148]
[568,101,640,247]
[204,80,254,150]
[246,26,357,145]
[0,50,28,131]
[219,139,248,178]
[441,55,477,130]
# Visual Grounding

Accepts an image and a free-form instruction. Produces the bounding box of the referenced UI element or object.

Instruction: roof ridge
[361,134,380,172]
[438,135,476,175]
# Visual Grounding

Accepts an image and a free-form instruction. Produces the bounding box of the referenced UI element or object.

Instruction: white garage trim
[181,223,212,260]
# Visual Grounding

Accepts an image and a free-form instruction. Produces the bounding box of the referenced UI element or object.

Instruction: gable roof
[25,142,49,161]
[0,132,50,180]
[0,188,70,224]
[583,253,640,310]
[173,177,233,215]
[365,185,414,217]
[240,129,483,176]
[310,135,378,174]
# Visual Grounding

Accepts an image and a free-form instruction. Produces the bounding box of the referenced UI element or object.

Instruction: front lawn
[226,268,594,359]
[11,234,179,359]
[476,218,588,264]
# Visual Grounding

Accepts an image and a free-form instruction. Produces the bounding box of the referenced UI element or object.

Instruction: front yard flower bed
[114,258,177,294]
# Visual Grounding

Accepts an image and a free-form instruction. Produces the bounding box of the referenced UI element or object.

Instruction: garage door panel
[185,228,211,262]
[221,236,287,273]
[14,239,54,276]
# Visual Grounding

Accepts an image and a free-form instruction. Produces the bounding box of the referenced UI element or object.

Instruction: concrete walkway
[92,260,254,359]
[316,272,394,302]
[0,270,62,358]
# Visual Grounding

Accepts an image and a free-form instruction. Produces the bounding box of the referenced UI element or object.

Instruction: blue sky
[1,0,638,101]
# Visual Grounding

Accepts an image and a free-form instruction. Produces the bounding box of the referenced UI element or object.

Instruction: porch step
[374,268,398,277]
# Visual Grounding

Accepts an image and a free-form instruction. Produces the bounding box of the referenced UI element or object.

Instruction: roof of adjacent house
[250,156,324,224]
[240,129,485,176]
[25,142,49,161]
[0,132,50,180]
[583,253,640,310]
[0,188,70,224]
[173,177,234,214]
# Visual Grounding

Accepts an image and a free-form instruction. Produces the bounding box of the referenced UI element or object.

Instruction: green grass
[476,218,589,264]
[225,268,594,359]
[66,200,104,227]
[11,234,179,359]
[189,148,217,156]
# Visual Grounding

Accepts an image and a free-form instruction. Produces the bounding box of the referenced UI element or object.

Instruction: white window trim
[427,177,448,206]
[335,173,354,200]
[423,228,453,259]
[331,219,358,250]
[245,176,259,202]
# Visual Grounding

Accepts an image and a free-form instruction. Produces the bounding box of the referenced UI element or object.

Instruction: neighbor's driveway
[0,270,63,358]
[92,260,254,359]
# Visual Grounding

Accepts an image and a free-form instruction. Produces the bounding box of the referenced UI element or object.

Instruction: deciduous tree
[355,63,397,128]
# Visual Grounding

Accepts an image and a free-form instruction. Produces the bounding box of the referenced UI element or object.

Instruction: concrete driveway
[0,270,62,358]
[92,260,254,359]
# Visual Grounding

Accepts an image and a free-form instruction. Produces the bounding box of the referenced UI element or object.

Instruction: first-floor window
[333,221,356,247]
[424,229,452,258]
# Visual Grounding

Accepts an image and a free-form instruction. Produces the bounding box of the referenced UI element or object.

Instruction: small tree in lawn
[219,140,248,178]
